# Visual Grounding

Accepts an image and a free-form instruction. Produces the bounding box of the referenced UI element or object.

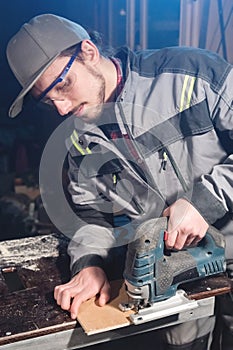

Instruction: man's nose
[53,99,72,116]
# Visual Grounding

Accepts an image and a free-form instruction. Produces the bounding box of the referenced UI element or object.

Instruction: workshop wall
[180,0,233,63]
[0,0,180,179]
[0,0,232,222]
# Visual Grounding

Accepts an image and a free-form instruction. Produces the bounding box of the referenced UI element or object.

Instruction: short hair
[60,31,114,59]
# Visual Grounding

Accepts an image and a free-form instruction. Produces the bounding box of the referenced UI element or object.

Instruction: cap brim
[9,54,60,118]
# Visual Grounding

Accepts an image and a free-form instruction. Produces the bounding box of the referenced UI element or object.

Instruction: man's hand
[163,198,209,250]
[54,266,111,319]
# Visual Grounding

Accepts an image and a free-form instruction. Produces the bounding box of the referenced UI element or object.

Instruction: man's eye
[56,78,71,93]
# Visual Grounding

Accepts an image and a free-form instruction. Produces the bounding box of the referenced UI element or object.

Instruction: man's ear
[80,40,100,64]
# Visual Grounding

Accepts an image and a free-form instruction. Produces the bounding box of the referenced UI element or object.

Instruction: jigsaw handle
[124,217,226,303]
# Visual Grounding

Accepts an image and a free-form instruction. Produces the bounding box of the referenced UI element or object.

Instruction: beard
[76,66,107,124]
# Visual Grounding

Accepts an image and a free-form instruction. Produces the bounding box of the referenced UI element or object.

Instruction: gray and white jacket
[66,46,233,277]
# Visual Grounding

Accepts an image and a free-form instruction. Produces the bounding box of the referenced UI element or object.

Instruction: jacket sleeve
[184,68,233,224]
[66,153,117,277]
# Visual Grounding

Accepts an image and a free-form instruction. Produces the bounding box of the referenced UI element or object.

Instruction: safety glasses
[37,46,80,105]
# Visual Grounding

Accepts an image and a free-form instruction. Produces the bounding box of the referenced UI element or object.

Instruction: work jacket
[65,46,233,277]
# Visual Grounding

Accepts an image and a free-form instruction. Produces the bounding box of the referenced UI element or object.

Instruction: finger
[54,279,74,300]
[98,281,111,306]
[165,230,178,249]
[184,237,196,247]
[54,286,65,306]
[54,285,59,301]
[54,284,66,301]
[59,288,75,311]
[69,292,89,319]
[190,236,202,246]
[173,231,188,250]
[54,285,65,305]
[55,284,80,310]
[185,229,206,246]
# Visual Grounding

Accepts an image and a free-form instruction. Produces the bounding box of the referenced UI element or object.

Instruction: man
[7,14,233,349]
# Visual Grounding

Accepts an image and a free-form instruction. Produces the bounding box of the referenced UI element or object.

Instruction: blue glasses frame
[37,46,80,102]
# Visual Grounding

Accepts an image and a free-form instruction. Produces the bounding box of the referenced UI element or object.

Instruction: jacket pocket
[71,151,124,178]
[162,146,188,193]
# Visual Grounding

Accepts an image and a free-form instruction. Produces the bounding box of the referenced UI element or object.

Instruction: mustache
[73,102,85,113]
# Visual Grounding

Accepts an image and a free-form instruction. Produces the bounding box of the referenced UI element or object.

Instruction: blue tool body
[123,217,226,304]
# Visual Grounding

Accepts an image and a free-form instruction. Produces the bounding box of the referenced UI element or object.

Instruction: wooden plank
[77,280,134,335]
[77,275,232,335]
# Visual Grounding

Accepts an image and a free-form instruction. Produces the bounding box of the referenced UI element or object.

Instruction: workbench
[0,233,232,350]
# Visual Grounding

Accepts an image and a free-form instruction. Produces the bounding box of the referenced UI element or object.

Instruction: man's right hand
[54,266,111,319]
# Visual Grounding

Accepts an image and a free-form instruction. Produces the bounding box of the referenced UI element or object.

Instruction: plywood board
[77,275,233,335]
[77,279,135,335]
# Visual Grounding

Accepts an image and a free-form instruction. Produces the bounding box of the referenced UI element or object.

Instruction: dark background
[1,0,180,113]
[0,0,180,177]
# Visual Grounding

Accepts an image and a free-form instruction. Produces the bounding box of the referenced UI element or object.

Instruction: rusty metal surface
[0,234,76,345]
[181,273,233,300]
[0,234,232,348]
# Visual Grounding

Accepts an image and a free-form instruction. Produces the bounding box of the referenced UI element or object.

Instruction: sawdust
[23,263,40,272]
[0,234,68,268]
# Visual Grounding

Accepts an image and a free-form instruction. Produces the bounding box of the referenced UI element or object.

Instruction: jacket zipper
[112,172,144,214]
[117,103,166,205]
[163,147,188,192]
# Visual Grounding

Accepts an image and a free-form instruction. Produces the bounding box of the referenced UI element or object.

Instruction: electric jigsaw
[120,217,226,326]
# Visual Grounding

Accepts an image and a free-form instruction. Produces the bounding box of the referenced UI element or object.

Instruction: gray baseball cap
[7,14,90,118]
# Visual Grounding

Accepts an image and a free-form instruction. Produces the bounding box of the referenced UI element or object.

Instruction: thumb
[98,282,111,307]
